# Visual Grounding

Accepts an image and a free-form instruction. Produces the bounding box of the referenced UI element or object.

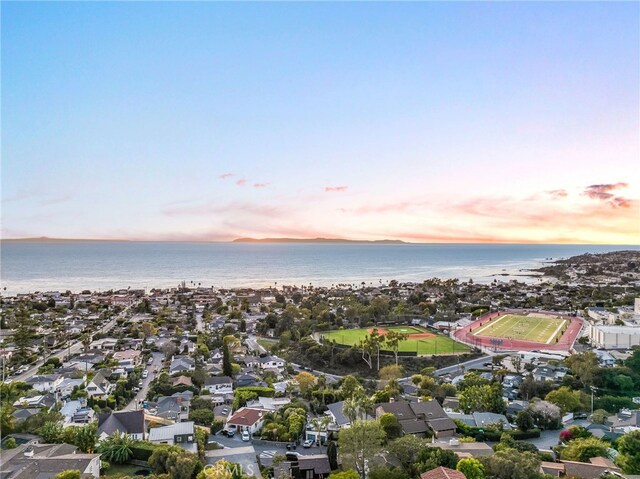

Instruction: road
[432,355,492,377]
[246,335,267,354]
[8,309,129,384]
[123,351,165,411]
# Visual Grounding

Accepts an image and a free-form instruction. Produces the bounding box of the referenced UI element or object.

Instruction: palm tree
[98,431,136,464]
[308,416,331,445]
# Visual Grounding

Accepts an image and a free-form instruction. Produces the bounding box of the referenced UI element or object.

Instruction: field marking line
[546,319,567,344]
[474,314,509,336]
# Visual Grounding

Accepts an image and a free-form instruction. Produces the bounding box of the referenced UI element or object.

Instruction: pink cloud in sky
[324,185,348,192]
[583,182,631,208]
[218,173,234,180]
[236,179,247,186]
[253,183,269,188]
[546,189,568,199]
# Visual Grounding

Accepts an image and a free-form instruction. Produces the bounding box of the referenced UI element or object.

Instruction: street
[123,351,165,411]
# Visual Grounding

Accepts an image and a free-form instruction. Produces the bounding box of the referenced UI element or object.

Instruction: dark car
[221,429,235,437]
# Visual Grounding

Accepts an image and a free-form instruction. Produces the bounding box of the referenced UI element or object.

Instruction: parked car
[241,431,251,442]
[303,440,314,448]
[221,429,235,437]
[142,370,149,378]
[147,357,153,365]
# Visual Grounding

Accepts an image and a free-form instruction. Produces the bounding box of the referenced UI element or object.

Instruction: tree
[368,466,409,479]
[222,336,234,377]
[565,352,599,388]
[3,437,17,449]
[528,400,562,430]
[415,447,459,474]
[459,384,505,414]
[98,431,135,464]
[55,471,81,479]
[141,322,157,338]
[545,387,587,414]
[616,430,640,474]
[73,423,98,453]
[387,435,428,476]
[294,372,317,396]
[339,376,363,400]
[560,437,610,462]
[479,449,541,479]
[149,445,202,479]
[379,412,402,440]
[39,421,64,443]
[338,420,386,479]
[457,457,485,479]
[515,410,535,432]
[379,365,404,381]
[384,331,409,366]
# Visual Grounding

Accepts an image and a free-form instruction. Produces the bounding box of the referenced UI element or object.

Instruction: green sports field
[321,325,470,355]
[471,313,567,344]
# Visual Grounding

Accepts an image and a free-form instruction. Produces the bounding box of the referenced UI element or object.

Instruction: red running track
[453,310,584,352]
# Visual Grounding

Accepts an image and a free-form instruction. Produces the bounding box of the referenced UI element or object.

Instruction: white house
[25,375,63,393]
[226,407,266,434]
[202,376,233,395]
[85,372,115,399]
[258,356,285,370]
[149,421,197,453]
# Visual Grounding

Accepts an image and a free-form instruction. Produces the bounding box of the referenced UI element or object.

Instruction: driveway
[527,419,591,451]
[205,445,262,478]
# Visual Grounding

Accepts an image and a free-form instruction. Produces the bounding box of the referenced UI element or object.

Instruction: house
[376,400,456,438]
[420,466,466,479]
[12,408,40,424]
[169,356,195,375]
[226,407,266,434]
[246,396,291,412]
[541,457,621,479]
[0,443,101,478]
[25,375,63,393]
[532,365,568,382]
[274,453,332,479]
[98,410,146,440]
[179,339,196,354]
[155,392,192,421]
[447,412,513,430]
[236,373,259,388]
[258,356,285,370]
[606,409,640,432]
[55,377,85,398]
[13,394,56,410]
[113,349,142,366]
[85,372,114,399]
[89,337,118,350]
[171,376,194,388]
[202,376,233,394]
[325,401,352,428]
[149,421,197,453]
[424,439,494,457]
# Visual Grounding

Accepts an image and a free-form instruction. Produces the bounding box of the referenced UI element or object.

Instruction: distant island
[233,237,408,244]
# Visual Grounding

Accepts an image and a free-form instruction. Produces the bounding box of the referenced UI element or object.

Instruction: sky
[2,2,639,244]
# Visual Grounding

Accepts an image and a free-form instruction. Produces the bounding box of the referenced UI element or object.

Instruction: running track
[453,310,584,352]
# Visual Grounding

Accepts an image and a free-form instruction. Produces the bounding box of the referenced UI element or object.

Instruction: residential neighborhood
[1,256,640,479]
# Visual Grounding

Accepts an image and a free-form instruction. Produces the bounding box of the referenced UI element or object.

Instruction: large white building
[589,324,640,349]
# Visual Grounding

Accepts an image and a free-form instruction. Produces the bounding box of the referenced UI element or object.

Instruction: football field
[321,325,470,355]
[471,313,567,344]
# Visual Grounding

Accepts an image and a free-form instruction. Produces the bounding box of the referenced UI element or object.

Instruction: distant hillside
[233,237,408,244]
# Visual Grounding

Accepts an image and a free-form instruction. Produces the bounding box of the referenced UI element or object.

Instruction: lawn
[104,464,152,477]
[321,326,470,355]
[471,313,567,344]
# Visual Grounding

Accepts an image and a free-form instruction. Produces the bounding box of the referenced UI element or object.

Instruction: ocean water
[1,242,638,295]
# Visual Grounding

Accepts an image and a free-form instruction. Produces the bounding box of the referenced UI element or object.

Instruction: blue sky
[2,2,639,243]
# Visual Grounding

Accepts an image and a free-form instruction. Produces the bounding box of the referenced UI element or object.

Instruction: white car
[241,431,251,442]
[142,370,149,378]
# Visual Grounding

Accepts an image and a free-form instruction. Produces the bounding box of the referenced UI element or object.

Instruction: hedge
[131,442,157,461]
[235,386,275,398]
[510,429,541,440]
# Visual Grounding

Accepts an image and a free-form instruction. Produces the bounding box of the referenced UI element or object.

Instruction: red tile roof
[227,408,263,426]
[420,467,466,479]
